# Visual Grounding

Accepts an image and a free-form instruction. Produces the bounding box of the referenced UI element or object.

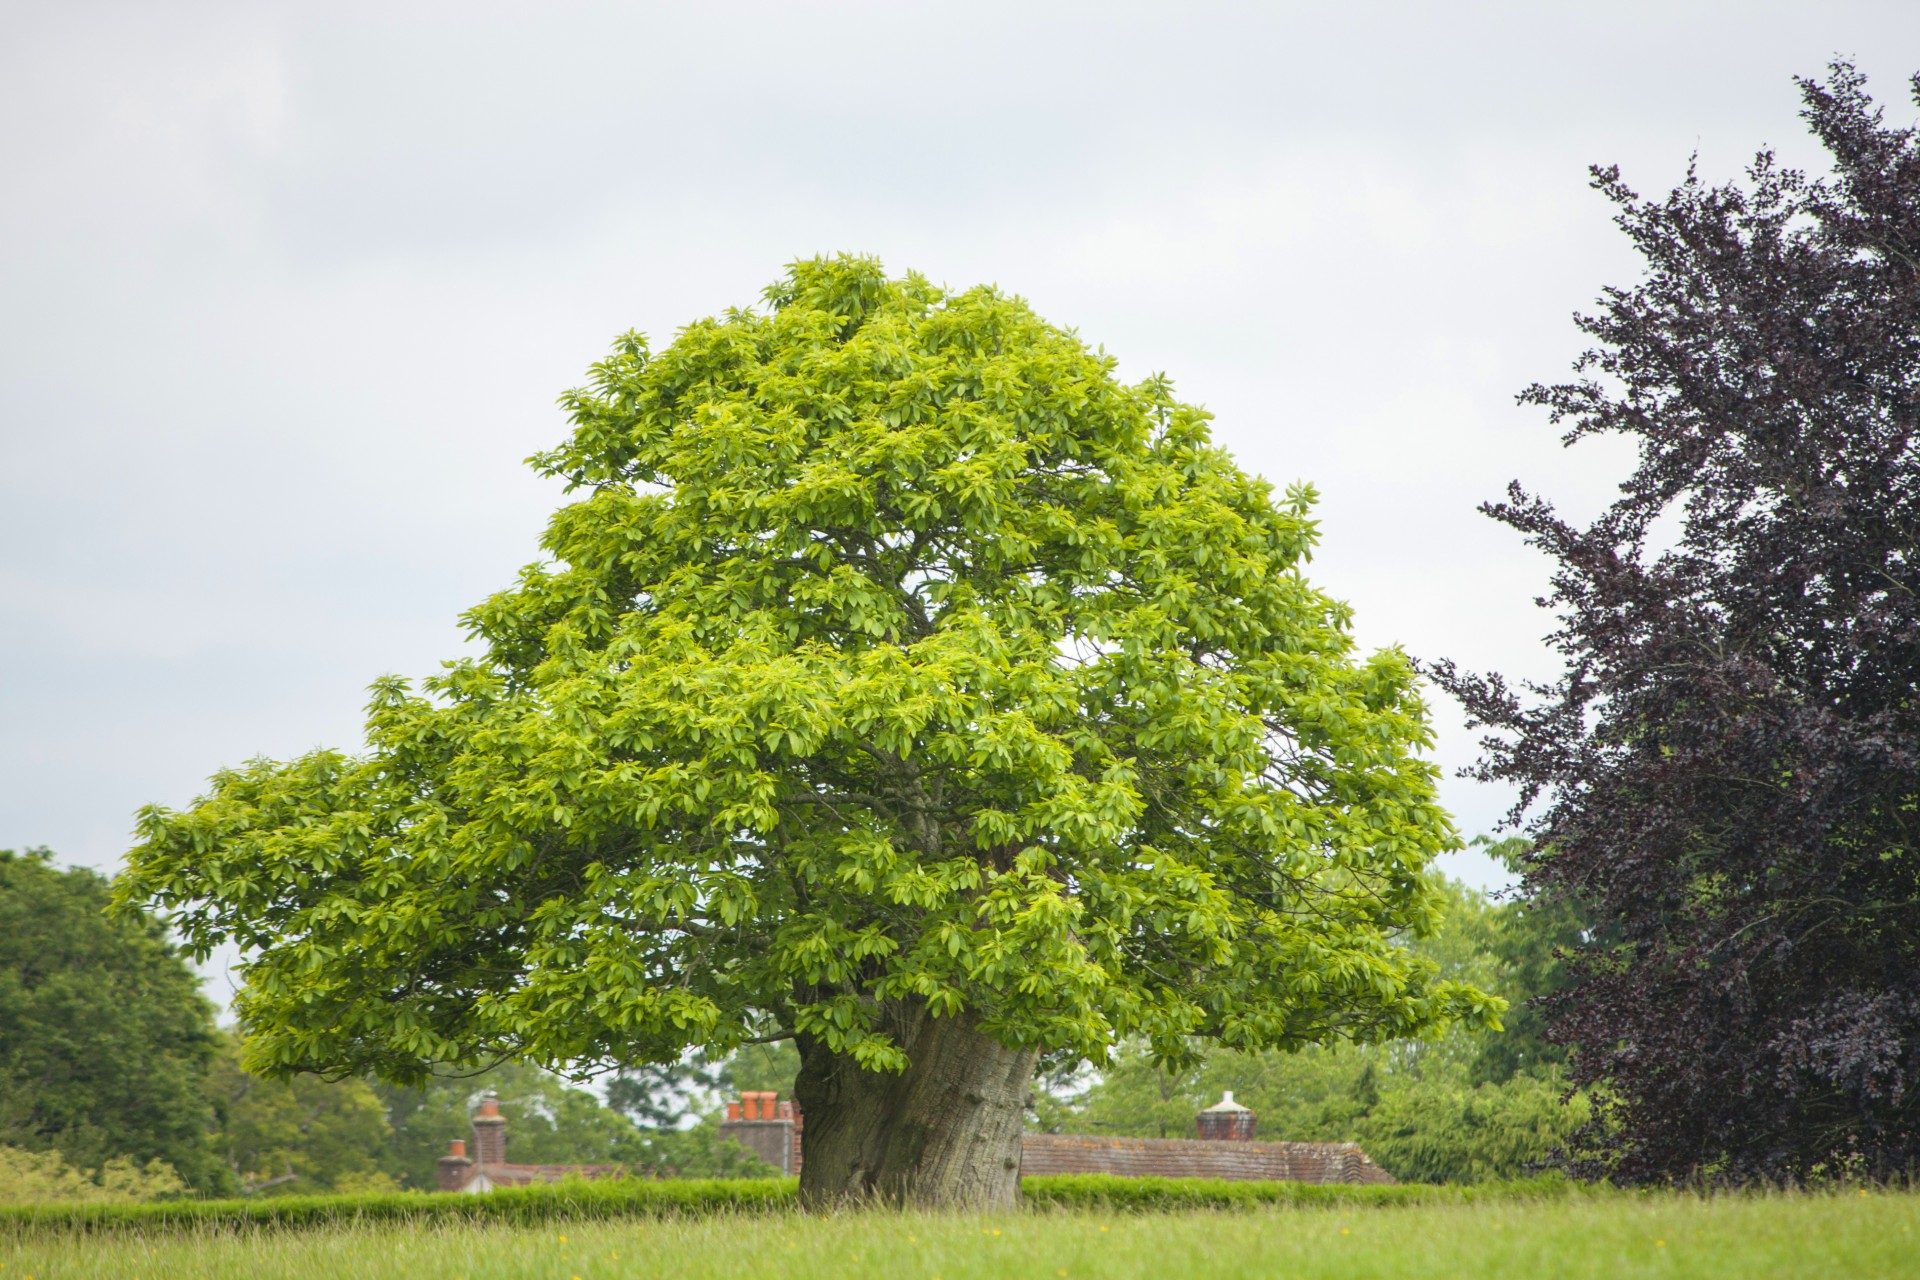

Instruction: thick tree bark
[792,1001,1037,1209]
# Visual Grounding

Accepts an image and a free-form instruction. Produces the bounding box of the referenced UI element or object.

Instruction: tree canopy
[120,257,1495,1201]
[0,849,226,1193]
[1434,63,1920,1183]
[204,1037,395,1195]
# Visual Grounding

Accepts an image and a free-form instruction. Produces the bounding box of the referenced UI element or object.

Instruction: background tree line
[0,848,782,1200]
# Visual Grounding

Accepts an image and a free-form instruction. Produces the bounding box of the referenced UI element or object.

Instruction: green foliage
[205,1039,395,1195]
[1348,1074,1587,1184]
[0,850,675,1200]
[0,849,227,1193]
[1459,837,1581,1087]
[118,256,1493,1090]
[367,1073,478,1191]
[719,1042,802,1097]
[1048,866,1586,1181]
[0,1146,185,1205]
[470,1068,636,1168]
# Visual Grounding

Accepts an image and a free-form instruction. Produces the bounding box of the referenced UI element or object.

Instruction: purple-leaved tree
[1432,61,1920,1183]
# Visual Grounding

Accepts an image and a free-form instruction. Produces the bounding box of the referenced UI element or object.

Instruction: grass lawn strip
[1,1192,1913,1279]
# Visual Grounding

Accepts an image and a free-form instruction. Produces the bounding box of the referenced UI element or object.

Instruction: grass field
[2,1190,1915,1280]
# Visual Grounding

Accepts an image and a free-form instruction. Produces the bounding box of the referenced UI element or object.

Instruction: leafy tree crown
[121,257,1494,1085]
[1,848,226,1191]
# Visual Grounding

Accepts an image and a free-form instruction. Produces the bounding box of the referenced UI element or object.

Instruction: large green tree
[119,258,1496,1207]
[0,849,227,1192]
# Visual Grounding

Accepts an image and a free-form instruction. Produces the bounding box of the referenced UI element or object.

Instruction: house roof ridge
[1026,1132,1369,1152]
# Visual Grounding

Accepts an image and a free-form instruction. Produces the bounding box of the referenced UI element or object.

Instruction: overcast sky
[6,1,1920,904]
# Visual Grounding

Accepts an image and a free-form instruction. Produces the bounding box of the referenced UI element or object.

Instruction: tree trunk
[792,1002,1037,1209]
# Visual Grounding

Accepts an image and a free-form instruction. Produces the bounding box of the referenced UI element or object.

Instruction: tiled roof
[455,1162,628,1191]
[1019,1133,1396,1184]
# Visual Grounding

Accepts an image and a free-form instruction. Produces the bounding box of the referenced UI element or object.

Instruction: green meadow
[4,1190,1915,1280]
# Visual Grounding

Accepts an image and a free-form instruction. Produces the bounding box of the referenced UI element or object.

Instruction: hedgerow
[0,1176,796,1235]
[0,1174,1581,1234]
[1018,1174,1573,1212]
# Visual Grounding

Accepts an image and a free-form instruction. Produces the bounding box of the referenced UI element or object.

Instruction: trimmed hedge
[1020,1173,1573,1212]
[0,1173,1573,1235]
[0,1176,798,1235]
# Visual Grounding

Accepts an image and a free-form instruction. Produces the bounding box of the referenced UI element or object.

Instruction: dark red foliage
[1429,62,1920,1183]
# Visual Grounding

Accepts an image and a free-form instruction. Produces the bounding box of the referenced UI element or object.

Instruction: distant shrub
[0,1146,186,1205]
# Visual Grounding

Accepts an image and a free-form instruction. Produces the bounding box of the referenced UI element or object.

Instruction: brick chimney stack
[1195,1090,1256,1141]
[472,1092,507,1166]
[436,1138,473,1192]
[717,1090,799,1174]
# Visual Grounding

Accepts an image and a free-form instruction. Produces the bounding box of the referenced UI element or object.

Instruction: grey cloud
[6,0,1920,907]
